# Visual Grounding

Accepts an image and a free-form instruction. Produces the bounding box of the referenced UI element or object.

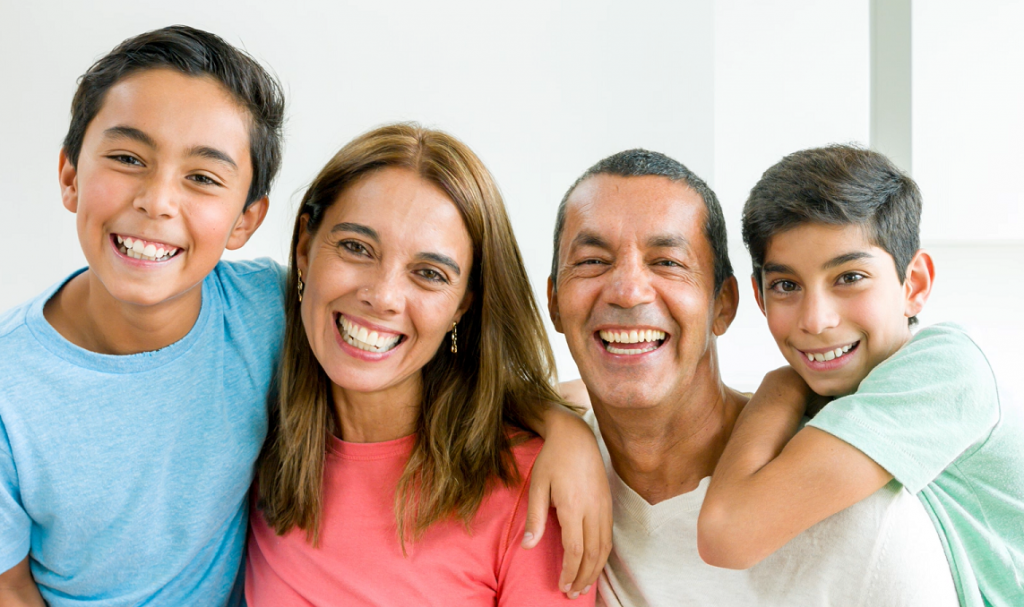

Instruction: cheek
[764,300,797,344]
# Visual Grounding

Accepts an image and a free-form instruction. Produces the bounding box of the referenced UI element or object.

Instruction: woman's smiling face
[296,167,474,399]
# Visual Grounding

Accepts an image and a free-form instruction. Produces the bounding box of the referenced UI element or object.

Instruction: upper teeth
[339,315,402,353]
[805,344,854,362]
[117,235,178,262]
[599,329,667,344]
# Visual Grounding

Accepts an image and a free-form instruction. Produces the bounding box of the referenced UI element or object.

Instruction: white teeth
[598,329,667,344]
[804,343,857,364]
[116,236,178,262]
[338,316,402,353]
[606,344,660,355]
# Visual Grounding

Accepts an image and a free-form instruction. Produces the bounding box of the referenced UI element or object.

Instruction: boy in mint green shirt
[698,145,1023,606]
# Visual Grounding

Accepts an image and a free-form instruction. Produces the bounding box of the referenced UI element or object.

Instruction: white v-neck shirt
[583,411,958,607]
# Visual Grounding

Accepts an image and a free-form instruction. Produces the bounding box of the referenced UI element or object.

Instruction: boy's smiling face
[59,68,266,309]
[756,222,930,397]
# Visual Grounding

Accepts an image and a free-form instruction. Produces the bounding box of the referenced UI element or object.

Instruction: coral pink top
[246,434,589,606]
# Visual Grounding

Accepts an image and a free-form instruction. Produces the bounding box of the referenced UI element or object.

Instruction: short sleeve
[808,324,999,493]
[0,415,31,572]
[496,447,593,606]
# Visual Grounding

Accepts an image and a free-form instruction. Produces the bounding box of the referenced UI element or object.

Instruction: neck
[43,269,203,355]
[331,374,421,443]
[592,355,747,505]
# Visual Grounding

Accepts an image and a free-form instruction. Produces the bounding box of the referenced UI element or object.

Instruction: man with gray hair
[547,149,958,606]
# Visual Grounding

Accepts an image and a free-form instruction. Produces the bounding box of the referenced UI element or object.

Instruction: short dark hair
[62,25,285,208]
[551,149,733,294]
[741,145,921,295]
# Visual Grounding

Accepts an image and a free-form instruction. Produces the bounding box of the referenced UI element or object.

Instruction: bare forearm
[698,367,810,567]
[0,557,46,607]
[699,368,892,569]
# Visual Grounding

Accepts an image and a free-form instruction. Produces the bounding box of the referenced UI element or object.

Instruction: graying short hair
[550,149,733,293]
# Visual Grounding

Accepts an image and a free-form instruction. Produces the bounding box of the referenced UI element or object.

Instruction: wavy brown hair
[256,123,563,546]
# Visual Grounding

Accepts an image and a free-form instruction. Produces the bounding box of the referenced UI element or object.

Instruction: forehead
[764,222,877,263]
[325,168,472,255]
[87,69,251,163]
[562,174,708,249]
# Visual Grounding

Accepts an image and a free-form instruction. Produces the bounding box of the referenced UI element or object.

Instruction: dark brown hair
[62,25,285,208]
[256,123,563,546]
[742,144,922,295]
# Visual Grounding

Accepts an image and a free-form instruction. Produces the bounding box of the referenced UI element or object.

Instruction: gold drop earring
[297,269,305,302]
[450,321,458,354]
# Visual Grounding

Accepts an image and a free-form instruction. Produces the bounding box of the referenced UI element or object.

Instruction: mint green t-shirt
[808,323,1023,607]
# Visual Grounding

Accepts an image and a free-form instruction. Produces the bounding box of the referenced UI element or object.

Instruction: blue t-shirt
[0,258,286,606]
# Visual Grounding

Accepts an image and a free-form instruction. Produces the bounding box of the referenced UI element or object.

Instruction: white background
[1,0,1020,400]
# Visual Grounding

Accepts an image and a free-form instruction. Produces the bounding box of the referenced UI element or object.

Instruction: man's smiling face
[548,174,736,410]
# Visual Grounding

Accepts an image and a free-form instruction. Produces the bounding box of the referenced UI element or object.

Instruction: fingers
[522,473,551,549]
[557,506,585,597]
[568,510,611,596]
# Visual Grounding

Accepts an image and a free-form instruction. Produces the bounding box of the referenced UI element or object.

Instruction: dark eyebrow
[647,234,689,249]
[570,231,610,251]
[418,252,462,276]
[823,251,873,270]
[330,222,379,242]
[186,145,238,171]
[762,262,794,275]
[763,251,874,276]
[102,125,156,148]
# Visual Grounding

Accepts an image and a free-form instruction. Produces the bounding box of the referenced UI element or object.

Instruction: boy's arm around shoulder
[698,367,893,569]
[0,557,46,607]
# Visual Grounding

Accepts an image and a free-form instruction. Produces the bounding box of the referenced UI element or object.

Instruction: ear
[711,275,740,337]
[455,291,474,323]
[59,149,79,213]
[751,274,767,317]
[547,276,564,333]
[295,214,313,276]
[903,250,935,319]
[226,196,269,251]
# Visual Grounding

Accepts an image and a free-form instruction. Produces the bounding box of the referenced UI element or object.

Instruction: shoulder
[863,322,996,397]
[0,298,33,342]
[212,258,287,296]
[509,436,545,479]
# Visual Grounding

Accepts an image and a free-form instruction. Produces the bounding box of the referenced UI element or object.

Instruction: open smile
[796,341,860,369]
[335,313,405,354]
[112,234,181,262]
[596,328,668,356]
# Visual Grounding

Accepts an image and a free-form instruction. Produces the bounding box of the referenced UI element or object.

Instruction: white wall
[0,0,716,381]
[0,1,1019,399]
[911,0,1024,404]
[713,0,871,391]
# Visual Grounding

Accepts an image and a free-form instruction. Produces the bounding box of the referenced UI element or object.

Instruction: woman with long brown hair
[246,123,604,605]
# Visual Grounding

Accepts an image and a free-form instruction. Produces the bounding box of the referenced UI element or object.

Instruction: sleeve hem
[0,534,30,574]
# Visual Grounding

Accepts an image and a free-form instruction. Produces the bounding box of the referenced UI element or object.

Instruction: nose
[359,266,405,316]
[606,255,656,310]
[133,172,180,219]
[798,288,840,335]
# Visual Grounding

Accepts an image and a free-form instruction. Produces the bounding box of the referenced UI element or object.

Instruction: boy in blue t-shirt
[0,25,612,606]
[698,145,1023,606]
[0,26,287,606]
